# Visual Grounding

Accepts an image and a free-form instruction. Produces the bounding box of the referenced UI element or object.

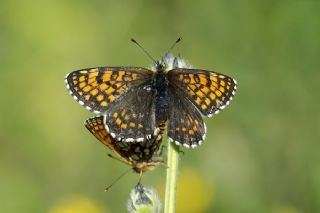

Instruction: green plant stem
[164,141,180,213]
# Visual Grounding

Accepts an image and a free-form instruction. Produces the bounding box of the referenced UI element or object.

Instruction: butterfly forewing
[168,68,237,117]
[66,67,153,113]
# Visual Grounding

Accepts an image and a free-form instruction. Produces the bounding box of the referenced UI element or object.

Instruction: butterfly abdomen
[154,73,169,127]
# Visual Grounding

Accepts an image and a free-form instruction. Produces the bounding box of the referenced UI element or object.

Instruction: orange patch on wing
[83,85,91,92]
[220,80,226,86]
[79,76,86,82]
[201,87,210,94]
[72,80,78,85]
[113,112,118,118]
[115,118,121,126]
[121,123,127,129]
[219,87,225,93]
[90,81,98,87]
[99,84,108,90]
[123,76,132,81]
[205,98,211,105]
[201,104,207,110]
[105,87,115,94]
[116,72,125,81]
[96,94,104,101]
[215,90,222,97]
[188,89,195,95]
[100,101,107,107]
[188,130,195,135]
[87,78,95,84]
[129,122,135,127]
[79,82,86,88]
[196,90,205,98]
[102,73,111,81]
[189,75,196,84]
[209,93,216,100]
[195,97,201,105]
[210,76,218,82]
[90,89,99,96]
[199,76,207,85]
[89,72,98,79]
[108,95,115,102]
[138,123,143,129]
[189,85,197,91]
[212,82,218,88]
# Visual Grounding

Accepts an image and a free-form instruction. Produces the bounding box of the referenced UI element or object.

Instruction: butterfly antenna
[167,37,182,52]
[104,167,132,192]
[107,153,129,166]
[131,38,157,64]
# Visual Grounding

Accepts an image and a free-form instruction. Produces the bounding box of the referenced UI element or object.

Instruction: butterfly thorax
[154,72,169,128]
[132,159,163,173]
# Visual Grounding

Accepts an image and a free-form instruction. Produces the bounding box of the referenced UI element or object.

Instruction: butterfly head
[132,161,162,173]
[152,53,190,73]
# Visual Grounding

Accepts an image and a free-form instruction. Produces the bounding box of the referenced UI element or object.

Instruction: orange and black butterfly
[84,116,163,173]
[66,50,237,148]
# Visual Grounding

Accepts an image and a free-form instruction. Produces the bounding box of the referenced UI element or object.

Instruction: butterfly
[84,115,163,173]
[66,52,237,148]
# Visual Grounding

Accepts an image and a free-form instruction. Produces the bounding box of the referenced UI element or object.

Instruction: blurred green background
[1,0,320,212]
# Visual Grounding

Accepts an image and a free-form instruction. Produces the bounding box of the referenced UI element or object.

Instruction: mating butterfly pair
[65,53,237,148]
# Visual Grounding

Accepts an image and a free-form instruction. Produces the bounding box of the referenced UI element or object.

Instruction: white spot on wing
[183,143,191,148]
[136,137,144,142]
[153,127,160,136]
[125,138,135,142]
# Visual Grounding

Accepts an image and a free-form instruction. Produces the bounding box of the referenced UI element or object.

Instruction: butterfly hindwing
[85,116,163,172]
[103,81,158,142]
[168,68,237,117]
[167,86,206,148]
[66,67,153,113]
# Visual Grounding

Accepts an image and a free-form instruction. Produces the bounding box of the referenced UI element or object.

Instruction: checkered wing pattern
[84,116,163,170]
[103,82,158,142]
[168,68,237,117]
[84,116,121,156]
[65,67,153,113]
[167,87,206,148]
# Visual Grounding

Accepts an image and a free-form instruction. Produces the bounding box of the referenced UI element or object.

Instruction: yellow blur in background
[48,195,105,213]
[1,0,319,212]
